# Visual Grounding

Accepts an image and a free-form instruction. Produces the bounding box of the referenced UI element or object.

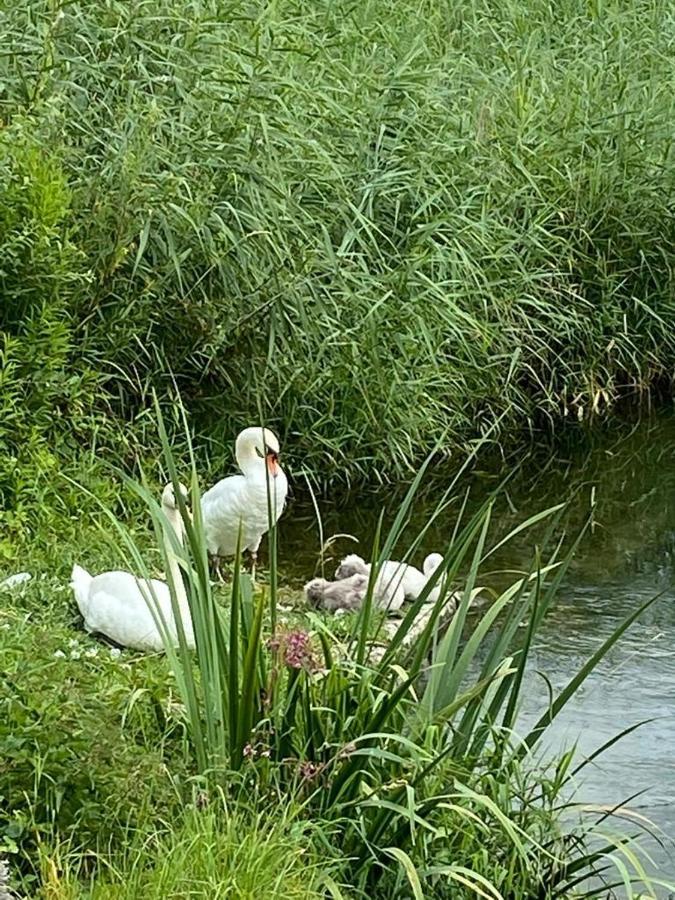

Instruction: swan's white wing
[201,474,248,555]
[399,564,427,599]
[201,468,288,556]
[369,562,405,613]
[83,572,169,651]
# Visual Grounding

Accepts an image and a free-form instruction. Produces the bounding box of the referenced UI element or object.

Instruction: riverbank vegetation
[2,0,675,522]
[1,423,671,898]
[2,0,675,894]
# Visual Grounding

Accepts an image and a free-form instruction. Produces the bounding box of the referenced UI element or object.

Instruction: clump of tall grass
[34,799,336,900]
[95,406,671,898]
[1,0,675,489]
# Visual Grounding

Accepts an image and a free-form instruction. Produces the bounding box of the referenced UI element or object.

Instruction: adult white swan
[201,426,288,571]
[70,483,194,652]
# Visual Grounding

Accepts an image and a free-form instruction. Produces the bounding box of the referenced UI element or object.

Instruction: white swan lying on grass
[201,427,288,574]
[70,483,194,652]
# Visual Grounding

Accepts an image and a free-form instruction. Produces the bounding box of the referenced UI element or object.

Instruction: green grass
[33,803,336,900]
[1,0,674,502]
[1,509,672,898]
[0,556,337,899]
[2,0,675,894]
[0,566,187,860]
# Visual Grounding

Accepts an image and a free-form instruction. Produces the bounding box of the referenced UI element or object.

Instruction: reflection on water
[281,410,675,882]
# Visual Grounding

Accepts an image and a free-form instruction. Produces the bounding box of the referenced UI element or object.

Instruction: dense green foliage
[1,0,674,505]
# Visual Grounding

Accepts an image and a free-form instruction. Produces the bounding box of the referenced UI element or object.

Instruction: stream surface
[281,409,675,886]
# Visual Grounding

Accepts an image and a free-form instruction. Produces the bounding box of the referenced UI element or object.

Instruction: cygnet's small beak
[266,451,280,479]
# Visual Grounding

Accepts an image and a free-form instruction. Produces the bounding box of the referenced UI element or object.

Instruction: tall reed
[1,0,674,490]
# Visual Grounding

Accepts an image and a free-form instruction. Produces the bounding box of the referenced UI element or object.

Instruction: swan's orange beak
[266,451,280,479]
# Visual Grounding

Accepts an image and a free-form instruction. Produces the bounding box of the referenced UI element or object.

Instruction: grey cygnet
[304,573,369,612]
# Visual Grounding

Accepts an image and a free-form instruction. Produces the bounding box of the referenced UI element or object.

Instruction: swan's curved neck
[163,505,189,610]
[236,438,265,477]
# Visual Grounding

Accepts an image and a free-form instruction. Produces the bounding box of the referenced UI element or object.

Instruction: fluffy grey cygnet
[304,574,369,612]
[335,554,370,580]
[332,554,405,610]
[336,553,446,603]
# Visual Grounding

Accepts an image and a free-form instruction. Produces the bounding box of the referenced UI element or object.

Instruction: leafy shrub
[0,120,105,539]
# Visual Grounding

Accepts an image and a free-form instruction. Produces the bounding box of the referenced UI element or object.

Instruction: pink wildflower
[299,760,319,780]
[267,629,318,671]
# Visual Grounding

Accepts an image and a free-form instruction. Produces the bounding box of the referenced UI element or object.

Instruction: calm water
[281,411,675,884]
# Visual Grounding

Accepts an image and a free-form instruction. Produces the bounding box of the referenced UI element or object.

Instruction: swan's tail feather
[70,564,92,619]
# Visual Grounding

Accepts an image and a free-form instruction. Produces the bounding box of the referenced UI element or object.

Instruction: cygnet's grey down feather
[304,574,369,612]
[332,554,405,611]
[334,554,370,580]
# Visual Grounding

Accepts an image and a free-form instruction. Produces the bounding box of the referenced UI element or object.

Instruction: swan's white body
[371,563,406,612]
[70,485,194,652]
[336,553,445,604]
[201,427,288,558]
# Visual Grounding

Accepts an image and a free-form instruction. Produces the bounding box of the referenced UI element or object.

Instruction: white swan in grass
[70,483,194,652]
[201,427,288,572]
[336,552,446,604]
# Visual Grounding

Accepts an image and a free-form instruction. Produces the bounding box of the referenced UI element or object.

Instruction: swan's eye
[255,446,264,458]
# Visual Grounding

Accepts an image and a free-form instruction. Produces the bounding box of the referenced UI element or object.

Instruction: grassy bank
[1,0,675,517]
[1,419,672,898]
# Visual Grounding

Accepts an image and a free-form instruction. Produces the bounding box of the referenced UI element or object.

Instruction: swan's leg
[248,538,261,584]
[209,554,226,584]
